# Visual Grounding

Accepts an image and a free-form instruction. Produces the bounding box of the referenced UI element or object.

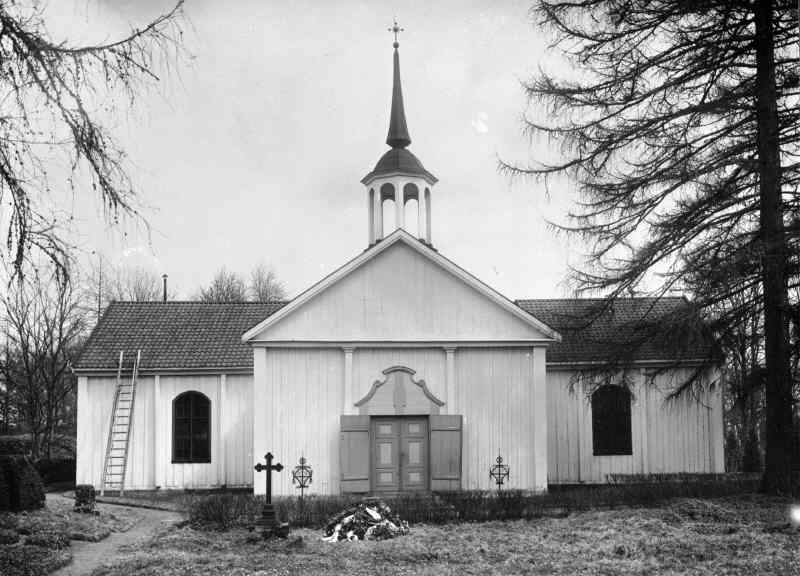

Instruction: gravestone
[254,452,289,538]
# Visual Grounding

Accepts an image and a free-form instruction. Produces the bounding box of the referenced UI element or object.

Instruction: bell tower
[362,22,437,247]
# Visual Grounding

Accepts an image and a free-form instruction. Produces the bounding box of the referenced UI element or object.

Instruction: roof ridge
[106,300,291,305]
[515,296,687,303]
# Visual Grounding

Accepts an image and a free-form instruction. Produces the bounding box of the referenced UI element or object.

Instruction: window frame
[171,391,212,464]
[591,384,633,456]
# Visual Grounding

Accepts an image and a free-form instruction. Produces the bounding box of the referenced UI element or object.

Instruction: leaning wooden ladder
[101,350,141,496]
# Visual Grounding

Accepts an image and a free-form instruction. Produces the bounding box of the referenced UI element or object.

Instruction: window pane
[592,386,632,455]
[192,396,210,419]
[174,396,190,418]
[192,419,210,461]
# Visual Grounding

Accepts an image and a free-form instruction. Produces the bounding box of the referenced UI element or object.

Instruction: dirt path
[49,494,182,576]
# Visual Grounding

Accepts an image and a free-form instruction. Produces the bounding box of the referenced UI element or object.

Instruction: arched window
[172,391,211,463]
[591,385,632,456]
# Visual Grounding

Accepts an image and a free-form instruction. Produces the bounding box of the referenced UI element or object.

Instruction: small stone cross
[254,452,283,504]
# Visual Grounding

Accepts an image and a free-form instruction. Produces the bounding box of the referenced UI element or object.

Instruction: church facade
[73,38,725,496]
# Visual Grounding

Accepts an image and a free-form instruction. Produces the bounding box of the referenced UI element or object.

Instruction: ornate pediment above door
[354,365,444,415]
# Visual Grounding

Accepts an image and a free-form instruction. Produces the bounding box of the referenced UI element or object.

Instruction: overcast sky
[40,0,582,300]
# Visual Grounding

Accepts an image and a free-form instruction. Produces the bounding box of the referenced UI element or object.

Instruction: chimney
[162,274,168,302]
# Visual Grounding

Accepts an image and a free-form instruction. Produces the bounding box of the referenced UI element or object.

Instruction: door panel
[401,419,428,491]
[372,419,399,491]
[371,417,428,492]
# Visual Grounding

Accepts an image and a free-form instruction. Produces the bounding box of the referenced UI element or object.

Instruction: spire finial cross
[388,20,404,48]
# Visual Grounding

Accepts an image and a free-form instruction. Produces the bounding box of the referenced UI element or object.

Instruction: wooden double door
[371,417,428,492]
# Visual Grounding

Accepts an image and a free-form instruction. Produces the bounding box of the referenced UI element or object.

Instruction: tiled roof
[73,301,287,372]
[74,297,715,373]
[516,297,716,364]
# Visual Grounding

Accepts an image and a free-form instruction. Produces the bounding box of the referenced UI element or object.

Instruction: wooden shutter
[340,415,370,493]
[430,414,462,491]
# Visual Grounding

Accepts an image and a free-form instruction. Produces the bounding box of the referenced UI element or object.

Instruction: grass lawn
[0,495,142,576]
[93,494,798,576]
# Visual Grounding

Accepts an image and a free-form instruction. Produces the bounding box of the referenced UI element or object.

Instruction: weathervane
[388,20,404,47]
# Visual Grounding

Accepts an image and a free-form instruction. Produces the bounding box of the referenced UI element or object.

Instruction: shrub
[24,532,71,550]
[33,459,76,486]
[182,474,762,530]
[187,493,261,530]
[0,528,19,544]
[0,455,45,511]
[0,436,31,456]
[0,544,71,576]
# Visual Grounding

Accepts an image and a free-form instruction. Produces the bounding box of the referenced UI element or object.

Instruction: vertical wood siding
[546,368,724,484]
[221,375,254,487]
[255,346,543,495]
[255,243,546,341]
[77,373,255,490]
[158,375,219,488]
[254,348,344,496]
[454,348,539,490]
[78,360,723,492]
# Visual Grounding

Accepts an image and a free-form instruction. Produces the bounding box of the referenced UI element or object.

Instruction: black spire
[386,23,411,149]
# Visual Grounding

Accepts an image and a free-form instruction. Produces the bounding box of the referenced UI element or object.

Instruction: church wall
[253,348,344,496]
[159,375,220,489]
[454,348,546,490]
[546,367,725,484]
[221,374,255,487]
[77,373,255,490]
[253,345,547,495]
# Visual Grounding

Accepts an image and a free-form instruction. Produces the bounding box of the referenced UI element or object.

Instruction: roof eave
[360,169,438,186]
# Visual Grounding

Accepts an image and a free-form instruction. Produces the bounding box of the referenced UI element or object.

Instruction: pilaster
[253,347,268,495]
[394,178,405,229]
[219,374,227,486]
[343,347,355,414]
[153,374,162,488]
[444,346,456,414]
[532,347,548,491]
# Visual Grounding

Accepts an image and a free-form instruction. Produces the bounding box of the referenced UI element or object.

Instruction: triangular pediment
[243,231,559,343]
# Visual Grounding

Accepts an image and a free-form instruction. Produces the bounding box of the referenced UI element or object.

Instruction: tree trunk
[753,0,794,494]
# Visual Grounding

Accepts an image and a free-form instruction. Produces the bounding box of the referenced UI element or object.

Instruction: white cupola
[361,23,437,247]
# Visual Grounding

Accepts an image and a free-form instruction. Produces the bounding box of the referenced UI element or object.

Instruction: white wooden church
[74,36,725,496]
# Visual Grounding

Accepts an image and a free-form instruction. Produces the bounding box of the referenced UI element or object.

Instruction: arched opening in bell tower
[403,182,420,237]
[381,183,397,234]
